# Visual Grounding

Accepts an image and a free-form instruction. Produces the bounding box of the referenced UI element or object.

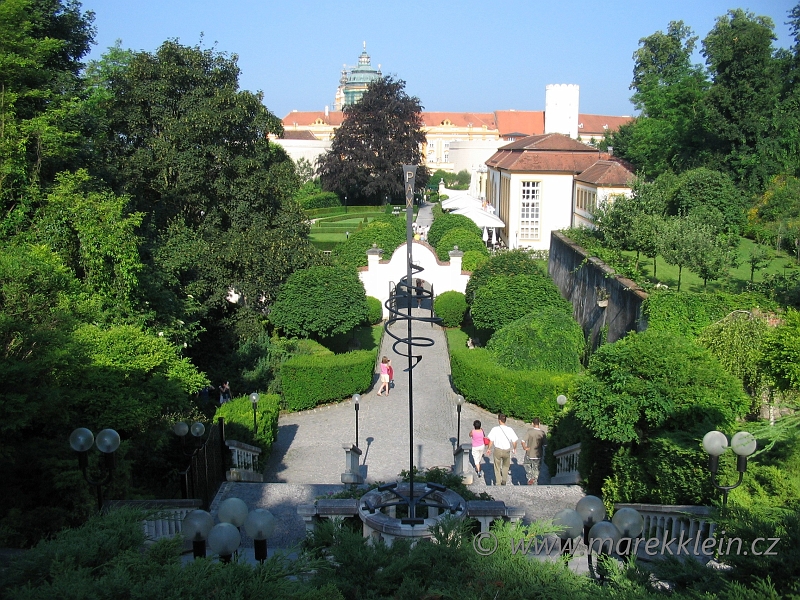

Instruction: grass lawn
[321,324,383,354]
[623,237,799,293]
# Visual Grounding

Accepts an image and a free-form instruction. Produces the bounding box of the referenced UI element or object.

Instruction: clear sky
[82,0,797,119]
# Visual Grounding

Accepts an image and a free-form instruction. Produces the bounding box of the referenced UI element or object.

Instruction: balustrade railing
[615,503,715,561]
[105,499,203,542]
[551,442,581,484]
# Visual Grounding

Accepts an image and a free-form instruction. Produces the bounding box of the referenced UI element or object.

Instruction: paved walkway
[213,212,584,549]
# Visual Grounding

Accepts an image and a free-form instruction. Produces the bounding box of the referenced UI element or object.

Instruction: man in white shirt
[486,413,518,486]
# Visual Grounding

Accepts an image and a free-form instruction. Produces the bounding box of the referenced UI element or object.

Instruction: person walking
[469,420,487,478]
[486,413,518,485]
[218,381,232,405]
[377,356,391,396]
[521,417,547,485]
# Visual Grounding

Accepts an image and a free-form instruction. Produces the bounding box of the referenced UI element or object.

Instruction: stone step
[211,481,585,550]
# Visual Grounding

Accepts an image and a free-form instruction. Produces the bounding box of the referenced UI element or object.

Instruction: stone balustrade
[615,503,715,562]
[551,442,581,485]
[106,499,202,542]
[225,440,263,482]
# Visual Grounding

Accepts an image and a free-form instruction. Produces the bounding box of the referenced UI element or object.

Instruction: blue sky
[83,0,796,119]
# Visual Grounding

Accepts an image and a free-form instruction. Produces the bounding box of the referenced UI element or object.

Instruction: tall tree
[317,76,429,204]
[614,21,710,178]
[702,9,782,191]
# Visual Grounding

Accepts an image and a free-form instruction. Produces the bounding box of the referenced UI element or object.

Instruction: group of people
[470,414,546,486]
[412,223,429,241]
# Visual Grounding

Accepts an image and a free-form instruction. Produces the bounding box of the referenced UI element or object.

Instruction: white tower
[544,84,580,139]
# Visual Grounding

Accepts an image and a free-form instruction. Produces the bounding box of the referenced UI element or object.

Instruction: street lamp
[69,427,120,511]
[553,508,583,556]
[344,195,347,213]
[576,495,606,578]
[455,395,464,446]
[208,522,241,563]
[557,394,567,410]
[182,509,214,558]
[245,509,276,563]
[702,430,757,509]
[353,394,361,449]
[346,230,350,240]
[249,393,259,435]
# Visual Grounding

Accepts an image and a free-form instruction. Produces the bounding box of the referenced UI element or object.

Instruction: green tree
[614,21,710,178]
[760,308,800,392]
[659,216,708,291]
[667,167,747,233]
[317,76,429,204]
[748,244,775,282]
[269,266,369,339]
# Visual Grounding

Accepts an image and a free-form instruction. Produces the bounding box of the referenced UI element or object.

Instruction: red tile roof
[280,130,319,140]
[494,111,545,136]
[577,114,633,136]
[499,133,597,152]
[575,160,635,186]
[486,133,601,173]
[420,112,496,128]
[282,111,345,127]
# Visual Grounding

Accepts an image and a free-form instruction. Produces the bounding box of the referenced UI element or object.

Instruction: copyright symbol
[473,532,498,556]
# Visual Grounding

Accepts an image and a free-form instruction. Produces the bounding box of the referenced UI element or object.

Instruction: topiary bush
[365,296,383,324]
[427,213,481,248]
[448,330,573,423]
[471,274,572,333]
[281,350,375,411]
[332,218,406,269]
[269,266,370,339]
[216,393,281,453]
[572,329,750,444]
[486,307,585,372]
[433,291,467,327]
[435,228,489,261]
[461,250,488,272]
[298,191,341,210]
[464,249,545,304]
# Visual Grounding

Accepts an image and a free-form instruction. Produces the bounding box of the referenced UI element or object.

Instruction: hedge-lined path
[261,315,539,485]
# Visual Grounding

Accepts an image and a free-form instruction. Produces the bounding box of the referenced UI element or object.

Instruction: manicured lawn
[623,237,799,293]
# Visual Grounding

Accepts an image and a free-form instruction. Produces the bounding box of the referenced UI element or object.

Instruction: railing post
[218,417,226,480]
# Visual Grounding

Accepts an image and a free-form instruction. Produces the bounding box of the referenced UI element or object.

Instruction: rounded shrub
[487,307,585,372]
[332,218,406,269]
[427,213,481,247]
[461,250,488,273]
[471,274,572,333]
[465,249,544,304]
[433,291,467,327]
[365,296,383,324]
[436,228,489,261]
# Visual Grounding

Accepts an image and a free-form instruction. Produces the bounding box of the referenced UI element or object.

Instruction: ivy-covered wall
[548,231,648,350]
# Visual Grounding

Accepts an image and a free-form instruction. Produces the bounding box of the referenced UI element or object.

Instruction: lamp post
[576,495,606,578]
[455,395,464,447]
[702,430,757,510]
[353,394,361,449]
[245,508,276,563]
[69,427,120,511]
[249,393,259,435]
[553,508,584,556]
[344,195,347,213]
[345,230,350,240]
[182,509,214,558]
[557,394,567,411]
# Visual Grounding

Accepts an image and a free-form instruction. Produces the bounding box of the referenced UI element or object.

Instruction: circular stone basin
[358,483,466,544]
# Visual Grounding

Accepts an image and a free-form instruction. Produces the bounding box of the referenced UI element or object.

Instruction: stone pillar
[453,442,473,484]
[449,245,464,275]
[341,443,364,485]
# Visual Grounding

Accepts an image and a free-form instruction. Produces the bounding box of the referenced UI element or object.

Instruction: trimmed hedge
[281,350,375,411]
[215,394,281,454]
[448,330,573,423]
[433,291,467,327]
[298,191,340,210]
[461,250,488,273]
[366,296,383,324]
[427,213,481,248]
[435,228,489,261]
[465,249,545,305]
[486,307,585,372]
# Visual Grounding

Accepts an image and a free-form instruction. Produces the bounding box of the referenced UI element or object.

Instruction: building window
[444,152,449,162]
[520,181,540,240]
[577,187,596,213]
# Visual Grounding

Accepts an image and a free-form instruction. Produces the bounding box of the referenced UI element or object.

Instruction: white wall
[507,173,574,251]
[359,242,471,317]
[449,140,505,174]
[544,84,579,139]
[272,139,332,166]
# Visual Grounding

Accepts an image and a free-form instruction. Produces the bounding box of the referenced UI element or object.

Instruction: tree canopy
[317,76,429,204]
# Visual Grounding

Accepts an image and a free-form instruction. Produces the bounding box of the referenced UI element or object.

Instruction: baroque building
[333,42,382,111]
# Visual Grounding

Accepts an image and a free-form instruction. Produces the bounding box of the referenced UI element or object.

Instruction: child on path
[378,356,391,396]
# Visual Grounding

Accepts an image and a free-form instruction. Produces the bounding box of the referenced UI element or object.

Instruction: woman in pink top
[377,356,391,396]
[470,420,487,478]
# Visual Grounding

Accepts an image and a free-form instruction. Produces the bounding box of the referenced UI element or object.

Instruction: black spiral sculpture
[370,165,445,525]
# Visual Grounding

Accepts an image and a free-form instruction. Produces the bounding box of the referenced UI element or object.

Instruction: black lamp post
[344,195,347,213]
[249,393,259,435]
[702,430,756,510]
[455,395,464,446]
[69,427,120,511]
[353,393,361,449]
